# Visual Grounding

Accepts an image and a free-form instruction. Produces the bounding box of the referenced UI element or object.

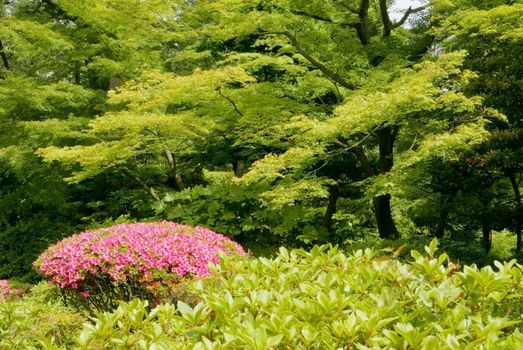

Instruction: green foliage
[0,0,173,279]
[344,231,523,267]
[0,0,522,281]
[73,242,523,349]
[0,282,85,349]
[399,0,523,249]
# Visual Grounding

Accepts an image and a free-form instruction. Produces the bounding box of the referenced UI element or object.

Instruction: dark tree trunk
[377,126,396,173]
[434,207,449,239]
[351,146,374,177]
[508,172,522,252]
[373,194,398,239]
[233,160,245,178]
[378,0,393,37]
[354,0,371,45]
[0,40,10,71]
[164,150,185,190]
[73,62,81,84]
[482,223,492,252]
[322,183,340,231]
[373,126,399,239]
[434,194,453,238]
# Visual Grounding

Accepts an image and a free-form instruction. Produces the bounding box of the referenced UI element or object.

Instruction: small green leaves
[425,238,439,257]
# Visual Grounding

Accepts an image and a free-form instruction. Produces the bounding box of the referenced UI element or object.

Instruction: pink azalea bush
[0,280,21,302]
[34,221,245,312]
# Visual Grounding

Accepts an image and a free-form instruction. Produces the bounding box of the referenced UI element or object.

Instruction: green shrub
[75,240,523,349]
[344,231,523,267]
[0,282,85,350]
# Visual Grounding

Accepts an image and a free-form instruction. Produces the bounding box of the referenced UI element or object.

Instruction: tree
[0,0,177,278]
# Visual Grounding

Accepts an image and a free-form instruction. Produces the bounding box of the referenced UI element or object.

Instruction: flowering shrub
[0,280,21,302]
[34,221,245,312]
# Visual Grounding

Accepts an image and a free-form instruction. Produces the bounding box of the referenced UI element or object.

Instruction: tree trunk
[378,0,393,37]
[73,62,81,84]
[508,172,522,252]
[373,126,399,239]
[233,159,245,177]
[482,222,492,252]
[434,207,449,239]
[164,149,185,190]
[377,126,396,173]
[322,182,340,231]
[354,0,371,45]
[0,40,10,71]
[434,194,452,238]
[373,194,398,239]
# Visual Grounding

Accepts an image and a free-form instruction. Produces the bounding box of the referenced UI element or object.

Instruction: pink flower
[0,280,21,302]
[33,221,246,298]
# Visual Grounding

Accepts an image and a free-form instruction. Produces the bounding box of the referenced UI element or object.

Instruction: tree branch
[144,128,185,190]
[391,5,428,30]
[217,89,244,116]
[163,148,185,190]
[286,8,358,30]
[351,146,374,177]
[379,1,428,36]
[261,31,356,90]
[287,9,335,23]
[271,3,357,26]
[333,138,375,177]
[122,169,161,201]
[335,1,360,15]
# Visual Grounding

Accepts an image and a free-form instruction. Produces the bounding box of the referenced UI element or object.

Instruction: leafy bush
[76,241,523,349]
[34,221,245,312]
[344,231,523,267]
[0,282,85,349]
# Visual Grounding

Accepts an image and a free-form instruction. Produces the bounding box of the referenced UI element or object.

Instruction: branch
[334,136,375,177]
[286,8,358,30]
[391,4,428,30]
[337,2,360,14]
[144,128,185,190]
[272,3,357,26]
[122,169,161,201]
[333,126,379,152]
[261,31,356,90]
[217,89,244,116]
[163,148,185,190]
[351,146,374,177]
[287,9,335,23]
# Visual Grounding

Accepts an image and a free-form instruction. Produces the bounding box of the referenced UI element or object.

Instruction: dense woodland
[0,0,522,281]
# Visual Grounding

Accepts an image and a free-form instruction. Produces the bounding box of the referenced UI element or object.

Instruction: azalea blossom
[34,221,246,292]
